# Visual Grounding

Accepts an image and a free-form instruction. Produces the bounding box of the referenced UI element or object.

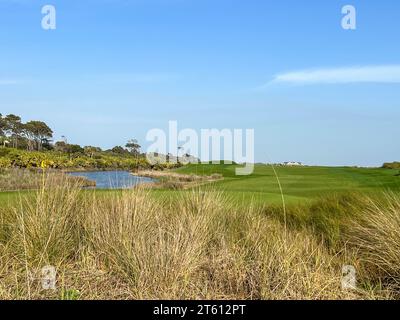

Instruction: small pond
[68,171,154,189]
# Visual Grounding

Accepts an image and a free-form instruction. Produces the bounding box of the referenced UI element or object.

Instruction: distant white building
[283,161,303,166]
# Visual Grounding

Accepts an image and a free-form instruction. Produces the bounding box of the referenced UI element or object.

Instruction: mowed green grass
[1,164,399,206]
[0,190,33,208]
[174,164,400,204]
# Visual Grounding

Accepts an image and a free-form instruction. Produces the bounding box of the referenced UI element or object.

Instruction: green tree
[84,146,102,158]
[67,144,84,154]
[54,141,68,153]
[111,146,127,155]
[125,139,141,156]
[24,120,53,151]
[4,114,23,148]
[0,114,6,137]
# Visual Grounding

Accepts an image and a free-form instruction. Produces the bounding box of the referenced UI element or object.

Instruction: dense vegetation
[0,113,53,151]
[383,162,400,170]
[0,113,176,171]
[0,147,151,170]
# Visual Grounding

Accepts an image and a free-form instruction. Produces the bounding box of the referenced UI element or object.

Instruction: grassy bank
[0,168,95,192]
[0,173,400,299]
[135,170,223,189]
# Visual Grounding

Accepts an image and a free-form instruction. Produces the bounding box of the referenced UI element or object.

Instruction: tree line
[0,114,53,151]
[0,113,142,157]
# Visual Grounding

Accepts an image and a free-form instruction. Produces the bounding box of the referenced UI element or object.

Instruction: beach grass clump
[345,193,400,294]
[0,168,95,191]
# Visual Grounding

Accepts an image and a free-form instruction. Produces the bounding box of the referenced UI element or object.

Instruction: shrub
[0,148,159,170]
[383,162,400,169]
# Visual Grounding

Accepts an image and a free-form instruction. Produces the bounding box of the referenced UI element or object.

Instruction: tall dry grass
[346,193,400,295]
[136,170,223,190]
[0,168,95,191]
[0,174,397,299]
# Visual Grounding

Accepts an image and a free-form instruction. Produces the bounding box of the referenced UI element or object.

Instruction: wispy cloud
[264,65,400,86]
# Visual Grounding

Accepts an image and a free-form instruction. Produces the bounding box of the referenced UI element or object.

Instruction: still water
[68,171,154,189]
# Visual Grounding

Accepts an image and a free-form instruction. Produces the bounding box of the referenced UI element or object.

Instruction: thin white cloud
[266,65,400,86]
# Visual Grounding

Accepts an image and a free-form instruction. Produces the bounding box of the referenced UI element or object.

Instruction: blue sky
[1,0,400,166]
